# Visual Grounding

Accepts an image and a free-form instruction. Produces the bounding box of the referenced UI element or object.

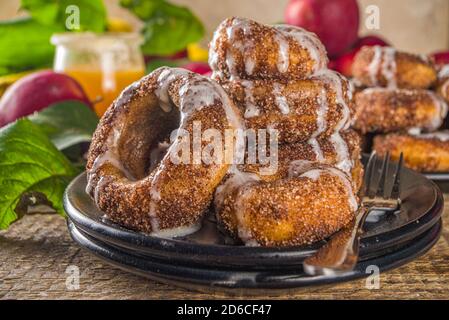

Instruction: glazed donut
[237,129,363,189]
[86,67,244,237]
[352,46,437,89]
[352,88,448,134]
[215,130,362,246]
[373,131,449,172]
[209,17,328,80]
[215,164,358,247]
[216,69,354,144]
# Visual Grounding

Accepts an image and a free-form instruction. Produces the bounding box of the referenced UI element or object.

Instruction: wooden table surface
[1,194,449,300]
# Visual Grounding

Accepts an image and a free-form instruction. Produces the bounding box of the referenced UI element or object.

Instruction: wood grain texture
[1,196,448,300]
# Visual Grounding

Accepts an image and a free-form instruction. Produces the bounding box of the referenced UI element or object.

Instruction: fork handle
[303,206,369,276]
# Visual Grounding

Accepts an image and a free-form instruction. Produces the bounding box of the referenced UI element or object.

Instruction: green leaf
[28,101,99,150]
[121,0,205,55]
[21,0,107,32]
[0,119,78,229]
[145,58,179,73]
[0,18,62,76]
[120,0,165,19]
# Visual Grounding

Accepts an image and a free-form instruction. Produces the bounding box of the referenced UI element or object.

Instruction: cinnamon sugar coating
[209,17,328,80]
[215,130,362,246]
[373,132,449,172]
[216,73,354,144]
[352,88,448,134]
[352,46,437,89]
[86,67,243,235]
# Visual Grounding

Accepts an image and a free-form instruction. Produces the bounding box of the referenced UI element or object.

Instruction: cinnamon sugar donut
[216,69,354,144]
[215,164,358,247]
[215,130,362,246]
[352,88,448,134]
[352,46,437,89]
[86,67,244,237]
[209,17,328,80]
[373,131,449,172]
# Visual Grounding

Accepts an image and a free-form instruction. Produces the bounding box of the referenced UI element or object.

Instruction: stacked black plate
[64,159,443,294]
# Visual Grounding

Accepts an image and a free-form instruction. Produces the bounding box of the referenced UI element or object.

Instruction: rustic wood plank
[1,195,448,299]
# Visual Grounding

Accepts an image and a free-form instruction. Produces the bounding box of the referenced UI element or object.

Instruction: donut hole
[116,94,180,180]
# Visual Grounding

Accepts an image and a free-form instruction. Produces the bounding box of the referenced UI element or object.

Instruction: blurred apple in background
[181,62,212,75]
[285,0,360,57]
[329,35,390,77]
[0,70,92,127]
[430,51,449,67]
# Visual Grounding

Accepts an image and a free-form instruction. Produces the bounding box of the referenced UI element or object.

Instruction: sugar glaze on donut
[352,46,437,89]
[86,67,244,237]
[209,17,328,80]
[214,130,363,246]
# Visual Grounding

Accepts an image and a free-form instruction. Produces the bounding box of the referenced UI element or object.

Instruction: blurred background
[1,0,448,53]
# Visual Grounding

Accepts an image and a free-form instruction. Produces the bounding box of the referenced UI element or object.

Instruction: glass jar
[51,33,145,117]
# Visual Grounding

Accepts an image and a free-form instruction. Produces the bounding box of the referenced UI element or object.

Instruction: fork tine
[365,152,378,198]
[377,152,390,198]
[390,152,403,200]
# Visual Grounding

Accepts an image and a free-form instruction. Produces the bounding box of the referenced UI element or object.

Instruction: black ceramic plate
[67,219,442,292]
[64,158,443,269]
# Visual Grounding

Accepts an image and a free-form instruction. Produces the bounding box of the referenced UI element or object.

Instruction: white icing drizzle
[381,47,397,88]
[288,161,358,211]
[298,167,358,211]
[273,31,290,73]
[438,64,449,79]
[150,222,202,239]
[312,69,352,172]
[209,17,328,79]
[214,166,261,246]
[89,67,244,237]
[367,46,383,85]
[427,91,448,130]
[313,69,351,130]
[307,87,328,161]
[214,166,260,209]
[274,24,328,73]
[151,68,244,233]
[225,18,255,78]
[154,68,181,112]
[408,127,422,135]
[272,82,290,115]
[307,138,324,161]
[366,46,397,88]
[241,80,260,118]
[288,160,317,177]
[412,130,449,142]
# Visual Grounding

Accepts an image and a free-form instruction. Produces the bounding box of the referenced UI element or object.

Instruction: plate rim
[63,167,443,266]
[67,219,442,291]
[67,191,443,266]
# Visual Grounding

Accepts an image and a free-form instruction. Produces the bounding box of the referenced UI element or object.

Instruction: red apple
[430,51,449,66]
[329,35,390,77]
[285,0,360,57]
[0,70,92,127]
[181,62,212,75]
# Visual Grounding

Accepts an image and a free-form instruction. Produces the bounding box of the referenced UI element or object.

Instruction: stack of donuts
[85,17,364,247]
[210,17,363,246]
[352,46,449,172]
